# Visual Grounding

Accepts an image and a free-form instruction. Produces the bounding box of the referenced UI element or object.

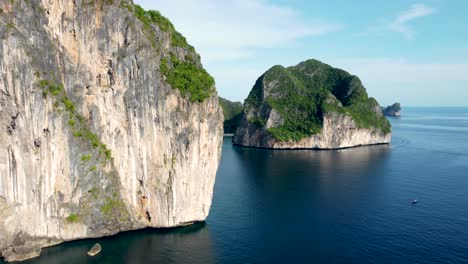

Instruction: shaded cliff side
[233,59,391,149]
[0,0,223,261]
[218,97,242,134]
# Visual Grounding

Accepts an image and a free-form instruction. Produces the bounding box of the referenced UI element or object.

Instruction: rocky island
[219,97,243,134]
[382,103,402,116]
[233,59,391,149]
[0,0,222,262]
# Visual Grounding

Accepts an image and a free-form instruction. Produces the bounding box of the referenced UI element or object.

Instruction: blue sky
[135,0,468,106]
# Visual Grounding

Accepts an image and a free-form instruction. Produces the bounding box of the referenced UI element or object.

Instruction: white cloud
[135,0,342,63]
[389,4,435,39]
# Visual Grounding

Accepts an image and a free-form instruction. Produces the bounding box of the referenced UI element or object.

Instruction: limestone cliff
[0,0,223,262]
[233,59,391,149]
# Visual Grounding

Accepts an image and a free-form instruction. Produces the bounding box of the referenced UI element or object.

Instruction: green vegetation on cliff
[219,97,243,133]
[122,3,214,103]
[66,214,80,223]
[132,4,193,51]
[160,54,215,102]
[245,59,391,141]
[37,78,113,162]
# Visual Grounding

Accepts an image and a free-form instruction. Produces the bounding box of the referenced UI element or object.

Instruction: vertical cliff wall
[0,0,223,261]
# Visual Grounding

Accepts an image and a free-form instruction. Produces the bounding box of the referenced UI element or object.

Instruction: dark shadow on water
[230,143,392,207]
[208,141,393,263]
[231,143,391,192]
[13,222,215,264]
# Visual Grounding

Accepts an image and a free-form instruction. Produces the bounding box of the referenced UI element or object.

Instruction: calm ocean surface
[6,107,468,264]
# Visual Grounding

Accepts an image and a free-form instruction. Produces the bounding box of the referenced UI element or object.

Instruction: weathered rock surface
[234,111,391,149]
[0,0,223,262]
[233,60,391,149]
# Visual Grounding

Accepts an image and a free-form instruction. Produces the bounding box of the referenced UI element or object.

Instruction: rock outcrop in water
[382,103,401,116]
[87,243,102,257]
[233,59,391,149]
[0,0,223,262]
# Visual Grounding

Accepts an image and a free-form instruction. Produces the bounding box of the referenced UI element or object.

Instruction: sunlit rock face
[234,111,391,149]
[0,0,223,261]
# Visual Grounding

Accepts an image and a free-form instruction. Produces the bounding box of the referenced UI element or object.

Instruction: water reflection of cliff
[211,114,468,264]
[233,144,391,190]
[227,144,391,263]
[231,144,391,219]
[24,223,214,264]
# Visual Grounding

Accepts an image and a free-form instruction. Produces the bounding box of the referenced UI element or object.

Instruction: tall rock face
[0,0,223,262]
[233,59,391,149]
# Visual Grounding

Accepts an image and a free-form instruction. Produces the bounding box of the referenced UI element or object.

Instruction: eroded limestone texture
[0,0,223,261]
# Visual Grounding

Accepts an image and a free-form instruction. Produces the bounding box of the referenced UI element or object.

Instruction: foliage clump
[160,54,214,102]
[66,214,79,223]
[122,4,213,102]
[100,192,127,218]
[132,4,194,51]
[81,154,92,162]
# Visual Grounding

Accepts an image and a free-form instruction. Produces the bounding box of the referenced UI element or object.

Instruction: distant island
[219,97,243,134]
[382,103,401,116]
[233,59,392,149]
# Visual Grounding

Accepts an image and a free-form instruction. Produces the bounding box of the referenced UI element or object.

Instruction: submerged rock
[233,59,391,149]
[87,243,102,257]
[0,0,223,261]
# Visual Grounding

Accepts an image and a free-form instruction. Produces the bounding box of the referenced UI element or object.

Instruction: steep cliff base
[1,237,58,262]
[233,112,391,149]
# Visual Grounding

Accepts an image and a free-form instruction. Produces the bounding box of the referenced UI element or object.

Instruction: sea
[5,107,468,264]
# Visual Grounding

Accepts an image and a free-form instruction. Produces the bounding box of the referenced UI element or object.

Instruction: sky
[135,0,468,106]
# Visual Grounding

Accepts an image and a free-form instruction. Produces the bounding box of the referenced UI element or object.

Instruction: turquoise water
[4,107,468,264]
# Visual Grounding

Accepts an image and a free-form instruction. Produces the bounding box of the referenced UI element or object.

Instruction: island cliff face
[0,0,223,262]
[233,60,391,149]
